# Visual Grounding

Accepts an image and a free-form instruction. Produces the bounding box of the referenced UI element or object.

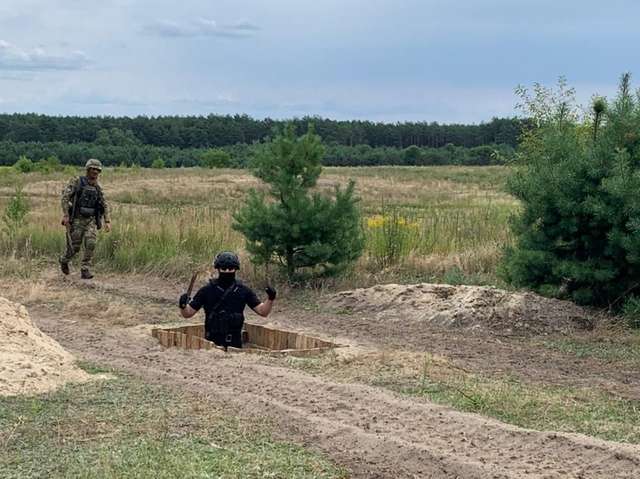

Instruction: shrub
[151,158,165,169]
[501,74,640,307]
[2,185,30,237]
[13,156,35,173]
[200,149,231,168]
[622,296,640,329]
[35,156,63,173]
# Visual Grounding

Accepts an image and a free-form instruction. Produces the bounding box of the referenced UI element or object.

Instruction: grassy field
[4,165,640,474]
[0,165,516,287]
[0,365,347,479]
[282,351,640,445]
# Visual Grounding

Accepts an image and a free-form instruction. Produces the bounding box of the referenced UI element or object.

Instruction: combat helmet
[213,251,240,270]
[85,158,103,171]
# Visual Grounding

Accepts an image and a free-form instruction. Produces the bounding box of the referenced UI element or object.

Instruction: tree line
[0,113,523,149]
[0,140,514,169]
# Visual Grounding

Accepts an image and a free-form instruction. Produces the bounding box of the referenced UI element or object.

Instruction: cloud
[142,20,193,38]
[143,18,259,38]
[64,92,148,107]
[0,40,90,71]
[170,94,240,108]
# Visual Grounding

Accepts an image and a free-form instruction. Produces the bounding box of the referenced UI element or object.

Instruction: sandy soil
[0,296,92,396]
[328,283,598,335]
[5,272,640,478]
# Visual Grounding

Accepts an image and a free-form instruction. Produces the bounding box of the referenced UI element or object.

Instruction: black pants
[206,330,243,349]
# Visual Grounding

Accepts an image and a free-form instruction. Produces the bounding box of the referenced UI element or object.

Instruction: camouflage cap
[85,158,103,171]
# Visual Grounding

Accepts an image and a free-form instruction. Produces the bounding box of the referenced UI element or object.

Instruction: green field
[0,367,346,479]
[0,165,516,286]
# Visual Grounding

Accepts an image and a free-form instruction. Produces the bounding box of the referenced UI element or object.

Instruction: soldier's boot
[59,258,70,275]
[80,268,94,280]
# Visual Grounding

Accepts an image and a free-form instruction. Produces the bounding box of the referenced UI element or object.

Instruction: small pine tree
[502,74,640,307]
[233,124,364,279]
[2,185,29,238]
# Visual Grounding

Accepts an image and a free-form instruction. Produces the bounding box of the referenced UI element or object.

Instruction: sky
[0,0,638,123]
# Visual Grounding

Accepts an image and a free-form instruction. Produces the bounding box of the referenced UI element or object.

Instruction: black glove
[179,293,191,309]
[265,286,276,301]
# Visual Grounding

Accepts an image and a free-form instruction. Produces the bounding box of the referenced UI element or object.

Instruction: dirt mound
[329,283,596,335]
[0,296,92,396]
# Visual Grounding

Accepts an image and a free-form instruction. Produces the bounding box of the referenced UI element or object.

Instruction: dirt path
[14,273,639,478]
[57,273,640,400]
[32,311,640,478]
[274,305,640,400]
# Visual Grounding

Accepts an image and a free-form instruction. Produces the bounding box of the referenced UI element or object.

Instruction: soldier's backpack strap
[206,281,239,350]
[71,176,88,200]
[210,281,238,315]
[95,182,105,209]
[76,176,87,191]
[70,176,87,220]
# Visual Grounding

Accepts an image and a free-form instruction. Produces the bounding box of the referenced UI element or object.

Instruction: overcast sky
[0,0,638,123]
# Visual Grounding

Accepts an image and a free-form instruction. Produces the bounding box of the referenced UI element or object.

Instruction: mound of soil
[0,296,91,396]
[329,283,596,335]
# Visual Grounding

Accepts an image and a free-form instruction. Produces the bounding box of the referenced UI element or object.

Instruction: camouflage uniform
[59,176,110,272]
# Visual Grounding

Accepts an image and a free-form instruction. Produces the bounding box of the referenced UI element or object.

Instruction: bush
[35,156,63,173]
[13,156,35,173]
[200,149,231,168]
[501,74,640,307]
[151,158,165,169]
[622,296,640,328]
[2,186,30,237]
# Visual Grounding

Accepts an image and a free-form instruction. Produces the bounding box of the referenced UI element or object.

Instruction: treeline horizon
[0,140,515,169]
[0,113,523,149]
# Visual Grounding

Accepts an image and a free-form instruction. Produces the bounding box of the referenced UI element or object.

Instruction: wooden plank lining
[153,322,340,354]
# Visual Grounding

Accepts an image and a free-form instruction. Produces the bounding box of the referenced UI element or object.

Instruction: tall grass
[1,203,242,278]
[0,166,517,285]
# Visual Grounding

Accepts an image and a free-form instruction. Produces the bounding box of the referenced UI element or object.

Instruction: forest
[0,114,521,168]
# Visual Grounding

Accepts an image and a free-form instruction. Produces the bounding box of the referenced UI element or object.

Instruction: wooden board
[152,322,342,355]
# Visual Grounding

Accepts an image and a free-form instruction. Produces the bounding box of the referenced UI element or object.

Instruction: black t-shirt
[189,279,260,320]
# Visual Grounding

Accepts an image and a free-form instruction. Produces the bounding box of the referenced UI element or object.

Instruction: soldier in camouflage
[59,159,111,279]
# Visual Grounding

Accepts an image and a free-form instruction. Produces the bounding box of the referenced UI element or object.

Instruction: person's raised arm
[252,286,276,317]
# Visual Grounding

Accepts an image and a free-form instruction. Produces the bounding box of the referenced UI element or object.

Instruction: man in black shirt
[178,251,276,349]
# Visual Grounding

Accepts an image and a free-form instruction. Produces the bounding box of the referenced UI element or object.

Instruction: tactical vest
[75,178,100,218]
[204,283,244,336]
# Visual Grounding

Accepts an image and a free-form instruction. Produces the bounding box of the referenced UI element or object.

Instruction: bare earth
[5,272,640,478]
[0,296,92,396]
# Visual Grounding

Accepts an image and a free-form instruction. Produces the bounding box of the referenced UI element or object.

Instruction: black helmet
[213,251,240,270]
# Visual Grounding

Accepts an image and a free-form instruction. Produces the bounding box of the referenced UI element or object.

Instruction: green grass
[406,375,640,444]
[284,353,640,444]
[326,165,511,188]
[0,370,347,479]
[540,334,640,367]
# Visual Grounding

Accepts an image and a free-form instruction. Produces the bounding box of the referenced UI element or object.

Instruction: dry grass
[0,166,516,286]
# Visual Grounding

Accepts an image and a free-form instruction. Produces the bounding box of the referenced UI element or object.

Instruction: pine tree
[233,124,364,280]
[502,74,640,307]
